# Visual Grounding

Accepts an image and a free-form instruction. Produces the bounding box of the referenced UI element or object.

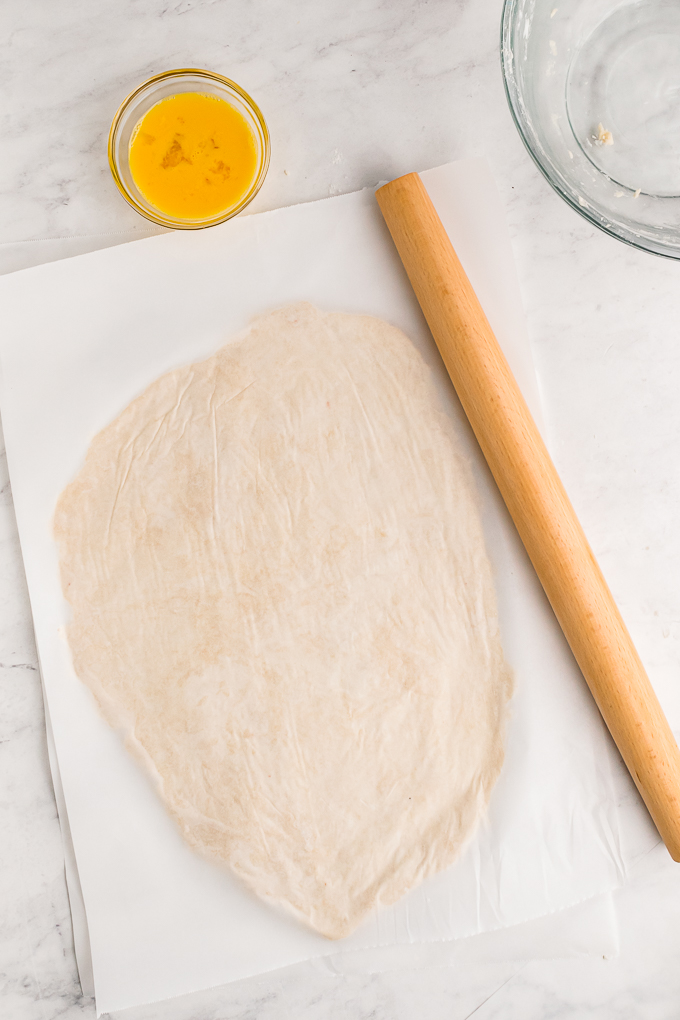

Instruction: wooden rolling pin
[376,171,680,860]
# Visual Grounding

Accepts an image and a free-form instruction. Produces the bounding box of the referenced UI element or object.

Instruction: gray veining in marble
[4,0,680,1017]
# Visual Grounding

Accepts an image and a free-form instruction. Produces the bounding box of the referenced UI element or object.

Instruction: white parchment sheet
[0,162,635,1016]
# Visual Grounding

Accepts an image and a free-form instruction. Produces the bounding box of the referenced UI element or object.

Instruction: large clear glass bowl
[502,0,680,259]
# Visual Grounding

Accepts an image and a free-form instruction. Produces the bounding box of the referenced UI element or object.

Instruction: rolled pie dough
[54,303,512,939]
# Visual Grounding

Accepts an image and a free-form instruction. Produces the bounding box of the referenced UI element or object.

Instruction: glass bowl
[108,68,270,229]
[502,0,680,259]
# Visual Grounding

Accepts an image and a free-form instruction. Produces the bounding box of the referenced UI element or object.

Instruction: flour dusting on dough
[54,303,512,939]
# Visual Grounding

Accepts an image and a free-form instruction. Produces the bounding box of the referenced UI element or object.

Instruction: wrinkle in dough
[54,303,513,939]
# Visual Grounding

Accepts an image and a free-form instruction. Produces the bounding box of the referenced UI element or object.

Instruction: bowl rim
[108,67,271,230]
[500,0,679,261]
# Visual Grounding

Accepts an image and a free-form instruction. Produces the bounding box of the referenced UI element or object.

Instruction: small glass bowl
[108,68,270,230]
[502,0,680,259]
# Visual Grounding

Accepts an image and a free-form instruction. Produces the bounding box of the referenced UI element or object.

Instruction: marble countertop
[3,0,680,1017]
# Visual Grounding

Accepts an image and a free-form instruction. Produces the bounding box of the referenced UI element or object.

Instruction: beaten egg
[129,92,258,221]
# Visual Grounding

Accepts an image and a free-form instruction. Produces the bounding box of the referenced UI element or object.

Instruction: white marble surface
[3,0,680,1017]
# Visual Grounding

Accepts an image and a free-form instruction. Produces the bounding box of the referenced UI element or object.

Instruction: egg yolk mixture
[129,92,258,220]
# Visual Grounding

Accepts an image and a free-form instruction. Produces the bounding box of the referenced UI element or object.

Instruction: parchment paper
[0,161,628,1016]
